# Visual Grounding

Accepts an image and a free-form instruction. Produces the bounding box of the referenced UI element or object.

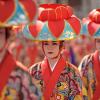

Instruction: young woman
[79,9,100,100]
[0,27,40,100]
[23,4,86,100]
[29,40,83,100]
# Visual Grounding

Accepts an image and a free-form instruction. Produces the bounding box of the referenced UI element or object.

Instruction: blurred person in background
[10,25,39,67]
[71,36,89,66]
[0,26,40,100]
[62,40,77,66]
[79,9,100,100]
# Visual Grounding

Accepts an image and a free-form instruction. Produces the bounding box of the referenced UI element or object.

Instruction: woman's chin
[47,55,59,59]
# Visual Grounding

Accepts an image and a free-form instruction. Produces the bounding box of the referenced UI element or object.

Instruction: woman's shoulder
[29,62,41,70]
[65,62,80,75]
[29,62,42,74]
[81,54,93,63]
[78,53,93,71]
[66,62,77,70]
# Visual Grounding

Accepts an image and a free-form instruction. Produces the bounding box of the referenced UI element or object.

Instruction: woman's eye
[44,43,49,45]
[52,42,58,45]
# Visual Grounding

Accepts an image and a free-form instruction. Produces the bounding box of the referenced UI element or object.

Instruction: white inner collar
[48,60,58,71]
[48,56,60,71]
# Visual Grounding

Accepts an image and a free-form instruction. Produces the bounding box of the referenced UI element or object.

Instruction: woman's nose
[47,45,54,50]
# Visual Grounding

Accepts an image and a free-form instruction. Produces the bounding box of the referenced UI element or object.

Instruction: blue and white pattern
[22,21,79,41]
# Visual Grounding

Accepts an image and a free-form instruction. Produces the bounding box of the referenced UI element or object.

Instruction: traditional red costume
[23,4,85,100]
[79,9,100,100]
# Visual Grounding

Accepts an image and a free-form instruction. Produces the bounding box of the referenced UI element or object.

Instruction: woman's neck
[47,55,61,71]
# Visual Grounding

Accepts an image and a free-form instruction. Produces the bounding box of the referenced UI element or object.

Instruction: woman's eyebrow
[52,41,58,43]
[96,40,100,42]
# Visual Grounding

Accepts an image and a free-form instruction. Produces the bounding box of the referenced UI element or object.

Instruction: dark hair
[59,41,64,49]
[42,41,64,49]
[5,27,12,40]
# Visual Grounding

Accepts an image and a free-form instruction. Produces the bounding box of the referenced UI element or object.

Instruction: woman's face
[0,28,6,50]
[95,38,100,51]
[42,41,60,59]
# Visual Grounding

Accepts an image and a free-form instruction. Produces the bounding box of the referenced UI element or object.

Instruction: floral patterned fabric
[79,53,100,100]
[29,60,83,100]
[0,67,40,100]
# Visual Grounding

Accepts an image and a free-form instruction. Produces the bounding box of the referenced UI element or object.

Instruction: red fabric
[88,22,100,36]
[83,9,100,36]
[29,21,44,38]
[0,0,15,22]
[0,0,37,23]
[27,45,38,66]
[28,4,81,39]
[93,51,100,100]
[0,51,16,96]
[29,17,81,39]
[67,16,81,35]
[48,20,65,38]
[41,56,66,100]
[39,4,73,21]
[89,9,100,24]
[40,4,66,9]
[29,24,39,37]
[19,0,37,21]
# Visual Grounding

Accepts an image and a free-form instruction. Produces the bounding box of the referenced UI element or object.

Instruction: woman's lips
[48,52,53,54]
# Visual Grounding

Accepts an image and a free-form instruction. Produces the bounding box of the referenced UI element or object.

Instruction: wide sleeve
[73,68,88,100]
[66,63,83,99]
[28,62,42,97]
[78,55,93,99]
[79,54,96,100]
[29,62,41,80]
[0,68,40,100]
[21,69,41,100]
[78,55,90,90]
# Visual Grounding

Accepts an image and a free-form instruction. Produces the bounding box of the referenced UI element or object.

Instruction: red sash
[41,56,66,100]
[0,51,16,96]
[93,50,100,100]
